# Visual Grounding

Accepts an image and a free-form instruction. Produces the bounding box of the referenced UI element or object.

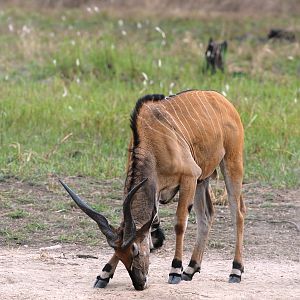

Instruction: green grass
[0,8,299,187]
[7,209,29,219]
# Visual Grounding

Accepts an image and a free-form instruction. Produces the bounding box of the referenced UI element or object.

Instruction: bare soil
[0,178,300,299]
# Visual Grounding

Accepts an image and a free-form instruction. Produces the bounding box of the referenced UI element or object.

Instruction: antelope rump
[60,89,245,290]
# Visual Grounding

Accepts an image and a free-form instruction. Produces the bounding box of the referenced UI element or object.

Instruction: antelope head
[59,178,154,290]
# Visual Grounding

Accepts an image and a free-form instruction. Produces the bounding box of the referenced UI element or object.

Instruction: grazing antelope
[60,89,245,290]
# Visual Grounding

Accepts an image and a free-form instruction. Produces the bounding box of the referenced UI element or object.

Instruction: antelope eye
[132,243,139,257]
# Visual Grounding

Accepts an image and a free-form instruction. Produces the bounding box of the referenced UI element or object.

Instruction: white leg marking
[170,267,182,275]
[100,270,112,279]
[185,266,196,275]
[231,269,242,276]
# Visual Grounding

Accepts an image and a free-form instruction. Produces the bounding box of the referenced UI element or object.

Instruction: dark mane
[130,94,165,148]
[125,94,165,192]
[165,89,197,99]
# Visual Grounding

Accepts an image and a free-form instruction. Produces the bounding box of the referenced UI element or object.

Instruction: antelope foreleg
[94,254,119,288]
[168,176,197,284]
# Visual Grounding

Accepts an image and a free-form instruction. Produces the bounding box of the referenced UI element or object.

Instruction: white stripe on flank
[143,104,187,148]
[189,92,211,137]
[180,92,209,153]
[201,91,223,136]
[209,91,227,141]
[138,115,188,149]
[194,91,217,137]
[158,102,192,146]
[166,100,193,145]
[173,95,196,140]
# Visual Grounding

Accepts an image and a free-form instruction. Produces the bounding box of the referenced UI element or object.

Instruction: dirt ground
[0,178,300,299]
[1,247,300,300]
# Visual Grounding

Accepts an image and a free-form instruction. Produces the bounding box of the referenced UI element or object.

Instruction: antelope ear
[136,204,157,240]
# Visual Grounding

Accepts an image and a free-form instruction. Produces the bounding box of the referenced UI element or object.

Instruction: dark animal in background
[268,29,296,42]
[205,38,228,73]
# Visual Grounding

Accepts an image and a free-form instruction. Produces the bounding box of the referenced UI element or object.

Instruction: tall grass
[0,8,299,187]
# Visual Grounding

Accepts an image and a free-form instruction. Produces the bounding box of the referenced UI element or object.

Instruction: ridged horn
[59,179,118,247]
[122,178,148,249]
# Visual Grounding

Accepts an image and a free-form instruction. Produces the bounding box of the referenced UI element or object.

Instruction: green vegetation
[7,209,28,219]
[0,8,299,187]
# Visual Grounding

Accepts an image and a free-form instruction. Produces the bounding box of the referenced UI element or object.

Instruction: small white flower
[222,91,227,97]
[137,22,142,29]
[225,84,230,91]
[76,58,80,67]
[158,59,162,68]
[294,98,298,103]
[70,40,76,46]
[86,7,92,13]
[8,24,14,32]
[141,72,148,81]
[62,87,68,98]
[53,59,57,66]
[22,25,31,34]
[155,26,166,39]
[169,82,175,89]
[118,19,124,27]
[94,6,99,12]
[288,56,294,60]
[169,82,175,94]
[4,75,9,81]
[121,30,127,36]
[68,106,73,111]
[76,77,81,84]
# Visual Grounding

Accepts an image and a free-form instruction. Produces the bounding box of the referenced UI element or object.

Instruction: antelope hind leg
[220,158,245,283]
[182,180,214,281]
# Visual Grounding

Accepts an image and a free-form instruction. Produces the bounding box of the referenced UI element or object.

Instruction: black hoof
[94,276,109,288]
[181,273,192,281]
[229,275,241,283]
[168,274,181,284]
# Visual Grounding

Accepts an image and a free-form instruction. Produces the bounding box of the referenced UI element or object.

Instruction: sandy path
[1,247,300,300]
